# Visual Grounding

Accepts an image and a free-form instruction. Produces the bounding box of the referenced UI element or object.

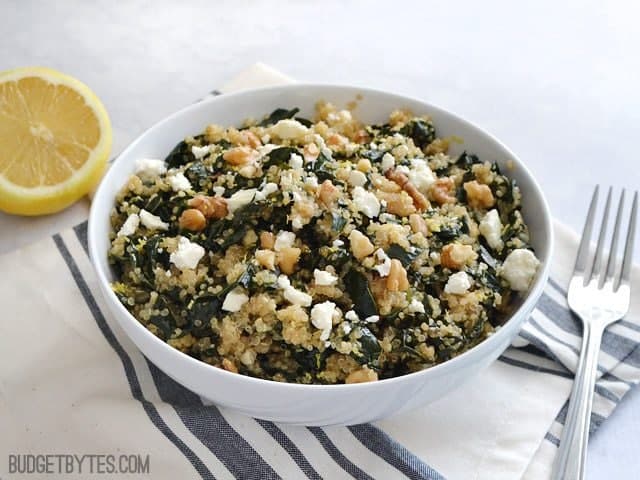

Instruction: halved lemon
[0,67,112,215]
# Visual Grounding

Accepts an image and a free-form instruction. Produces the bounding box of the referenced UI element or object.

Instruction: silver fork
[552,186,638,480]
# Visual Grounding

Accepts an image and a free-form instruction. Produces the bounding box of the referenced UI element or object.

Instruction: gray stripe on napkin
[307,428,375,480]
[255,420,323,480]
[349,425,447,480]
[146,361,282,480]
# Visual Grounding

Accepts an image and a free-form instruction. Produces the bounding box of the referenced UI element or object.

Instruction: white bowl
[89,84,553,426]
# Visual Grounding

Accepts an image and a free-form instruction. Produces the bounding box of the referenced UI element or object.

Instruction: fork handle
[551,321,604,480]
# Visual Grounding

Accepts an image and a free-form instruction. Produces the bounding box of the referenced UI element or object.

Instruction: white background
[2,0,639,477]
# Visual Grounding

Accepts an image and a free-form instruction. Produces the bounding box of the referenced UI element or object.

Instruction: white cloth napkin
[1,63,638,480]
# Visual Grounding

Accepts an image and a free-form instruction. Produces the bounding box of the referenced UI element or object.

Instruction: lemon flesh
[0,67,112,215]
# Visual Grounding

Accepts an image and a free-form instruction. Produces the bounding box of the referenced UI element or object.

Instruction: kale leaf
[258,108,300,127]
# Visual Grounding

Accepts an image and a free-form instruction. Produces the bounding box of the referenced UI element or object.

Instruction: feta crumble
[345,310,359,322]
[310,301,336,341]
[408,159,436,192]
[135,158,166,179]
[352,186,381,218]
[348,170,367,187]
[373,249,392,277]
[305,175,319,188]
[500,249,540,292]
[332,239,344,248]
[270,119,309,140]
[274,231,296,251]
[169,237,205,270]
[407,298,425,314]
[139,209,169,231]
[313,269,338,286]
[117,213,139,237]
[479,209,504,251]
[444,271,472,295]
[167,172,192,192]
[191,145,210,159]
[381,153,395,172]
[222,287,249,312]
[289,153,304,170]
[257,143,278,157]
[254,182,279,201]
[227,189,256,213]
[364,315,380,323]
[277,275,312,307]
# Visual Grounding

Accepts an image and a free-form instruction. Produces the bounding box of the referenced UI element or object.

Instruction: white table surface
[2,0,639,477]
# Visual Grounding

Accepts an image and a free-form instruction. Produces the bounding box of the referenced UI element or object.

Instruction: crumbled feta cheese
[352,186,380,218]
[263,182,279,196]
[332,239,344,248]
[305,175,319,188]
[501,249,540,292]
[212,186,226,197]
[479,209,504,251]
[444,271,472,295]
[289,153,304,170]
[274,231,296,251]
[313,134,328,151]
[167,172,192,192]
[191,145,210,159]
[255,182,279,201]
[279,170,296,190]
[139,209,169,231]
[314,269,338,286]
[310,301,336,341]
[348,169,367,187]
[222,287,249,312]
[169,236,205,270]
[373,249,392,277]
[270,119,309,140]
[227,189,256,213]
[378,213,396,223]
[291,214,304,231]
[341,322,352,335]
[277,275,312,306]
[364,315,380,323]
[135,158,166,179]
[381,152,395,172]
[408,298,425,314]
[345,310,359,322]
[396,165,410,175]
[257,143,278,157]
[408,159,436,192]
[117,213,140,237]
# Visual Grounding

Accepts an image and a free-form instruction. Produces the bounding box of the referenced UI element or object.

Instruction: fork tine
[605,190,626,284]
[574,186,599,278]
[591,187,612,283]
[619,191,638,289]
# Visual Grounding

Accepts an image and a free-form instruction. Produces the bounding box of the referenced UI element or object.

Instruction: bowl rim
[88,82,554,392]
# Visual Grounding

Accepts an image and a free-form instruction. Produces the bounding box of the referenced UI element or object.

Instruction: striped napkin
[1,64,638,480]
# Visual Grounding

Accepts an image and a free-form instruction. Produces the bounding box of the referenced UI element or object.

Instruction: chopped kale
[344,268,378,318]
[386,244,419,267]
[400,119,436,148]
[165,140,196,168]
[258,107,300,127]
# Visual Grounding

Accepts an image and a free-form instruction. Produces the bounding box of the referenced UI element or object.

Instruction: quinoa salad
[108,102,540,384]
